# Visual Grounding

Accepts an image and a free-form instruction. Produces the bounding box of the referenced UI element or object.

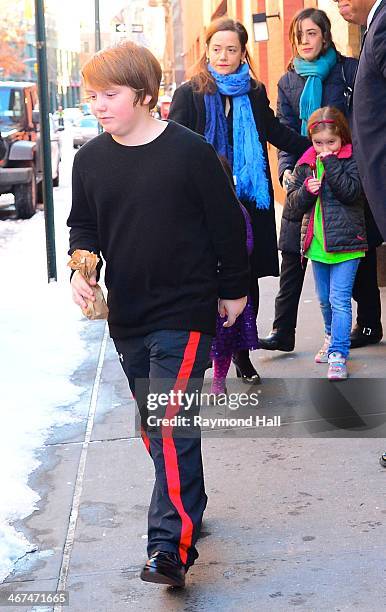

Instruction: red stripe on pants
[161,331,201,565]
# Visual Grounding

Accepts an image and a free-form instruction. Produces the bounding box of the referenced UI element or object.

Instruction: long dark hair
[190,17,258,94]
[288,8,338,69]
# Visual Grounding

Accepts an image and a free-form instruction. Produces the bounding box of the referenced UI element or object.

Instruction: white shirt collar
[367,0,383,28]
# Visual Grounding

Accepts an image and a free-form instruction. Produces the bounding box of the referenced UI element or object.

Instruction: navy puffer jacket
[286,145,367,255]
[277,55,357,179]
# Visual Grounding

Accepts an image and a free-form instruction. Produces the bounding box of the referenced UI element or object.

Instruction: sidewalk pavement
[1,264,386,612]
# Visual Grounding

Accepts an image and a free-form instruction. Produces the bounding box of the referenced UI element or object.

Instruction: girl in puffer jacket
[286,106,367,380]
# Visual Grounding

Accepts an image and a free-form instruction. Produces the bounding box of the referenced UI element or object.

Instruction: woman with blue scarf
[169,17,309,384]
[259,8,383,355]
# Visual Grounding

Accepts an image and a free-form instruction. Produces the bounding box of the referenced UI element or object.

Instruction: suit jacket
[352,0,386,240]
[0,134,5,160]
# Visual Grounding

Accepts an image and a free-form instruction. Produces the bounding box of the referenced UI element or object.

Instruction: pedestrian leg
[328,259,360,358]
[211,353,232,394]
[311,261,332,337]
[113,336,151,453]
[273,252,307,333]
[144,329,212,569]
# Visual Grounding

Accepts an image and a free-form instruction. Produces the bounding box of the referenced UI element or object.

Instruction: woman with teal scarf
[169,16,309,384]
[258,8,381,356]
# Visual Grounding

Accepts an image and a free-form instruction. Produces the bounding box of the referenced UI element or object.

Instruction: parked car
[48,114,61,189]
[0,81,61,218]
[73,115,99,148]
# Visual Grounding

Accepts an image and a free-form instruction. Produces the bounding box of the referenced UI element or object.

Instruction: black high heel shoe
[232,351,261,385]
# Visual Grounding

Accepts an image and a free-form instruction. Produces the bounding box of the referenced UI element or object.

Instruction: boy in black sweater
[68,41,249,587]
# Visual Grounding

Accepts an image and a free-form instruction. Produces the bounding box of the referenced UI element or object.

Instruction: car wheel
[14,166,38,219]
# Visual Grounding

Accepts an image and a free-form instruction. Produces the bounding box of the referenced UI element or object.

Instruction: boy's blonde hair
[82,41,162,109]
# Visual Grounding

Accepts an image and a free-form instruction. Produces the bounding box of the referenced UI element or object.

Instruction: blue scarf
[204,63,270,209]
[294,47,337,135]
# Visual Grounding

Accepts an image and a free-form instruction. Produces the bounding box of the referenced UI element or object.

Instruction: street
[0,129,386,611]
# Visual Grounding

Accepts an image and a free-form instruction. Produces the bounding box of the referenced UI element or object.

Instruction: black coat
[277,55,358,253]
[352,0,386,240]
[169,79,309,278]
[286,148,367,254]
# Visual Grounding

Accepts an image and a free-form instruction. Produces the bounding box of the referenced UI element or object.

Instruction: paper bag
[68,249,109,320]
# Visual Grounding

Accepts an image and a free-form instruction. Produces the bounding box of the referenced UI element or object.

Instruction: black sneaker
[140,551,185,587]
[379,452,386,468]
[350,324,383,349]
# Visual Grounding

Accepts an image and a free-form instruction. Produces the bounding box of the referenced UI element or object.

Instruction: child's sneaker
[315,335,331,363]
[327,352,347,380]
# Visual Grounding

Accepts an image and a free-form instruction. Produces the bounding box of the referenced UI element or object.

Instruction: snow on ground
[0,135,90,582]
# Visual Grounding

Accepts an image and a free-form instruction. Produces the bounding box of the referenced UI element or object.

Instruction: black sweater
[67,121,249,339]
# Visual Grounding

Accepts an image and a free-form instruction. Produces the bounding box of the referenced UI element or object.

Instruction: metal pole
[35,0,57,282]
[95,0,101,52]
[94,0,103,134]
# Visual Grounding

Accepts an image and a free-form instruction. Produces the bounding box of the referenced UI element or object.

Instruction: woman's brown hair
[288,8,337,69]
[190,17,258,94]
[307,106,351,146]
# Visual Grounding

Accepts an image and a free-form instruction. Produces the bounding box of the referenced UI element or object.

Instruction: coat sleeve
[67,157,101,256]
[188,140,249,299]
[169,84,193,129]
[277,78,301,180]
[322,155,363,205]
[67,157,103,280]
[286,164,318,214]
[257,83,310,158]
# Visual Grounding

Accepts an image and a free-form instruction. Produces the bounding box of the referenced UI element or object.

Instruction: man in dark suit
[336,0,385,349]
[337,0,386,467]
[0,134,5,160]
[337,0,386,238]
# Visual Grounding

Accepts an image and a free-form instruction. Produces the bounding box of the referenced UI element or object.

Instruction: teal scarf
[294,47,337,135]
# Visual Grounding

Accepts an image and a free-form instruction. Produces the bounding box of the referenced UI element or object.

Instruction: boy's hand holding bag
[68,249,109,320]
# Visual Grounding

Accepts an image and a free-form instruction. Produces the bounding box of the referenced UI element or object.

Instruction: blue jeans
[312,259,360,358]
